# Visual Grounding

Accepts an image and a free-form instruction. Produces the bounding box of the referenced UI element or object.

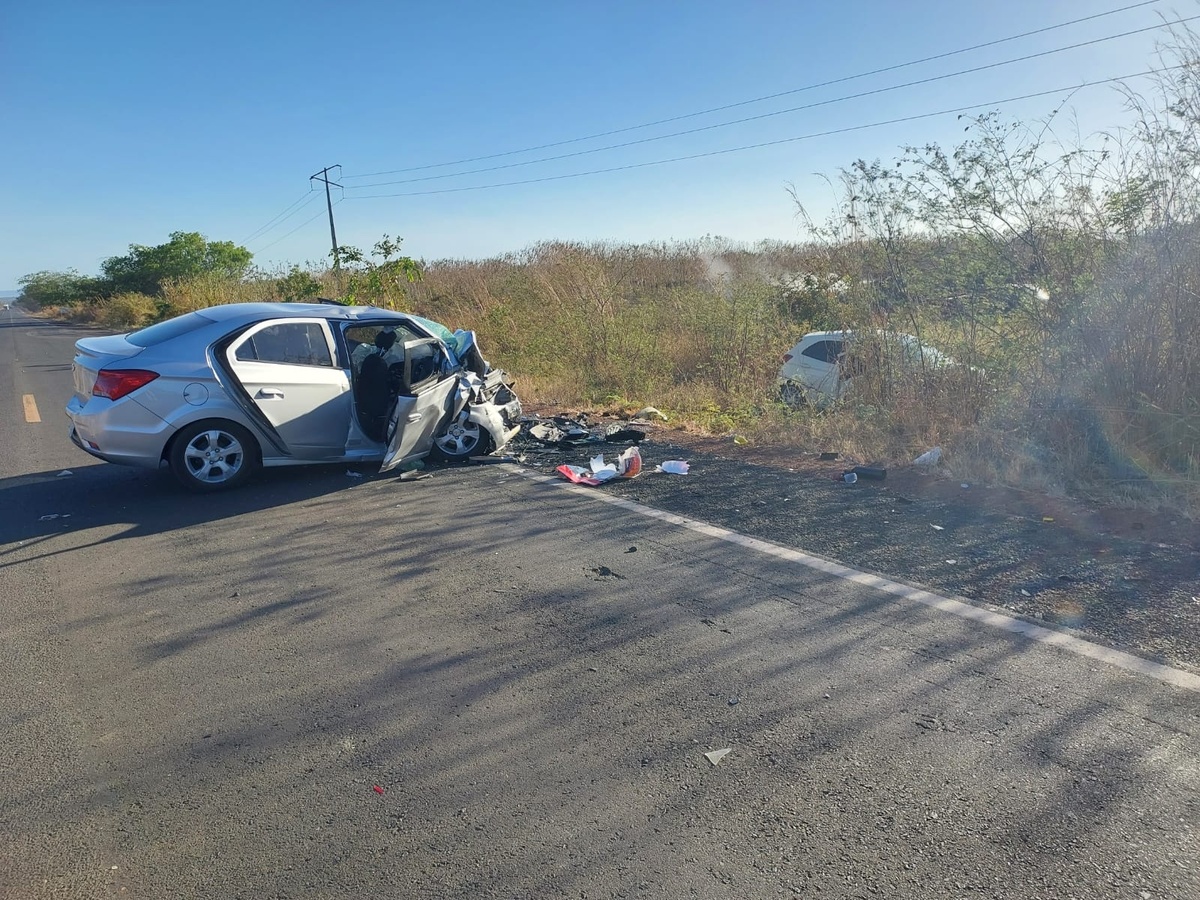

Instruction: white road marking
[517,469,1200,693]
[22,394,41,423]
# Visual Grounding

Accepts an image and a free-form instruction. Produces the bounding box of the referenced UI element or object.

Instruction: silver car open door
[380,338,458,473]
[225,319,351,458]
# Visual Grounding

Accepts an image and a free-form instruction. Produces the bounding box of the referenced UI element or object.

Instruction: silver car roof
[194,303,414,325]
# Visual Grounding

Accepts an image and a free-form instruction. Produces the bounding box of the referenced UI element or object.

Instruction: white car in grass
[777,330,960,407]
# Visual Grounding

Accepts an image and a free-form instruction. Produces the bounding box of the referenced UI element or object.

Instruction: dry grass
[83,229,1196,515]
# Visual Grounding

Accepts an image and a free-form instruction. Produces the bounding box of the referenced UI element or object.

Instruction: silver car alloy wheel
[182,428,246,484]
[434,410,483,457]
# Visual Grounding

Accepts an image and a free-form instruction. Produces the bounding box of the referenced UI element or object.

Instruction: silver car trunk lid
[72,334,145,400]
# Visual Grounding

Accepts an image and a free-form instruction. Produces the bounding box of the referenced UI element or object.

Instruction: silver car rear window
[127,311,215,347]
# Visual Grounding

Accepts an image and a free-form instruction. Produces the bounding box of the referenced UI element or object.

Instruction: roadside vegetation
[18,32,1200,513]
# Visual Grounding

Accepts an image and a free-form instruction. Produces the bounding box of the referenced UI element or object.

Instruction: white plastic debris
[588,454,619,482]
[655,460,690,475]
[704,748,732,766]
[346,470,364,478]
[57,470,73,477]
[632,406,668,422]
[930,524,944,531]
[913,447,943,466]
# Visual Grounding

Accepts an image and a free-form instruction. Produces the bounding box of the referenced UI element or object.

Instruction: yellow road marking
[22,394,41,423]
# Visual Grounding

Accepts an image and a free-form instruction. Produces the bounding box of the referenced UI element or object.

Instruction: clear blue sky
[0,0,1184,289]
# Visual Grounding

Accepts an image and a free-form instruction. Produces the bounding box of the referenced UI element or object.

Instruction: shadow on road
[0,462,378,566]
[10,467,1193,898]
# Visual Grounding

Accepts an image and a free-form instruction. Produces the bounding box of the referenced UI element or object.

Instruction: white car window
[801,340,844,364]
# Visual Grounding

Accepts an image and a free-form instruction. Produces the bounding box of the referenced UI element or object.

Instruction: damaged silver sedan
[65,302,521,491]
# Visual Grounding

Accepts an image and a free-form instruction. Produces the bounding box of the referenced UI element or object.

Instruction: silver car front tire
[779,382,807,409]
[431,409,490,460]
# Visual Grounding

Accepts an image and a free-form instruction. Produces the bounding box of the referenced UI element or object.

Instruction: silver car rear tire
[169,421,260,492]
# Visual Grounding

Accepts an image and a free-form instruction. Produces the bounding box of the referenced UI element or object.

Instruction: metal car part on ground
[65,302,522,491]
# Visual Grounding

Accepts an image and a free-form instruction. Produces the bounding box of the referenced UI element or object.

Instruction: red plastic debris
[372,785,384,794]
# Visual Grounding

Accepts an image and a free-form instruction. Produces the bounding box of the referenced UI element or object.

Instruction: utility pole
[310,165,342,289]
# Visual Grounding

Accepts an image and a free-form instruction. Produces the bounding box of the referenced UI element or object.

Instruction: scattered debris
[849,465,887,480]
[399,470,433,481]
[913,447,943,467]
[655,460,689,475]
[727,697,740,706]
[1042,516,1055,523]
[818,451,839,461]
[704,748,732,766]
[931,524,945,531]
[38,514,70,521]
[625,546,637,553]
[590,566,623,580]
[842,472,858,484]
[632,406,668,422]
[556,447,643,485]
[527,420,593,446]
[57,470,73,477]
[618,447,642,477]
[731,434,749,445]
[960,483,970,489]
[557,465,605,486]
[372,785,385,795]
[603,424,646,444]
[346,470,364,478]
[946,559,958,564]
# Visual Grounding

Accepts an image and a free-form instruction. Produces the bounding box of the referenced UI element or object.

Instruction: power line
[346,16,1196,191]
[240,190,318,244]
[253,199,343,254]
[342,0,1165,180]
[345,66,1178,200]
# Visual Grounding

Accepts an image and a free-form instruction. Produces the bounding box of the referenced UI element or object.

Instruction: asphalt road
[2,306,1199,899]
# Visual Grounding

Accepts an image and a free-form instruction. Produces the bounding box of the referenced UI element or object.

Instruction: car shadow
[0,460,403,568]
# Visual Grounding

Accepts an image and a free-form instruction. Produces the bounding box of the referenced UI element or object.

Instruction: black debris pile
[516,414,649,453]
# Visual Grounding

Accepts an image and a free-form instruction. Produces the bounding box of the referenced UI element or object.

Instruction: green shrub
[97,292,157,330]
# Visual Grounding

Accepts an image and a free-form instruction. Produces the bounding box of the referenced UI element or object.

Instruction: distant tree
[17,270,106,310]
[334,235,421,308]
[101,231,253,296]
[275,265,322,303]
